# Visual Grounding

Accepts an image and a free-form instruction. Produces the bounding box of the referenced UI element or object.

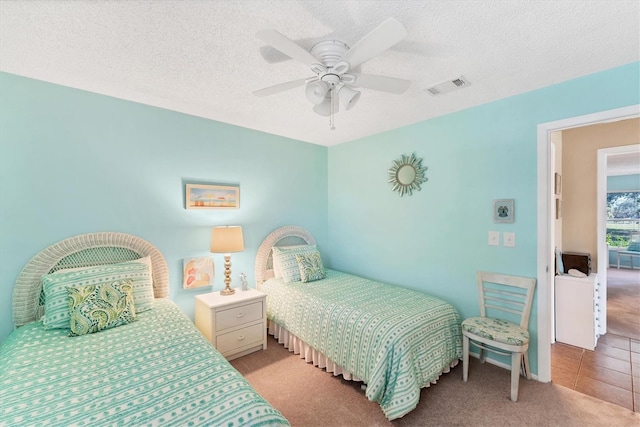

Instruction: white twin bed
[254,226,463,420]
[1,232,288,426]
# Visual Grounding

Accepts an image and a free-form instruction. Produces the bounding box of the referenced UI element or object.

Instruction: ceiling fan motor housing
[310,40,349,67]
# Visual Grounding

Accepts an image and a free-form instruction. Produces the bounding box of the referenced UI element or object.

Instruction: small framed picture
[493,199,515,223]
[183,256,215,289]
[185,183,239,209]
[554,173,562,195]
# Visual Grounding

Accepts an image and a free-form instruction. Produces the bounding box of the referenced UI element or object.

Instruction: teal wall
[608,174,640,192]
[0,72,328,342]
[2,62,639,374]
[327,62,640,375]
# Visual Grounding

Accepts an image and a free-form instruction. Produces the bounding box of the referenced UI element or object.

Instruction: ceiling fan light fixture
[312,96,332,116]
[305,81,329,105]
[337,84,361,110]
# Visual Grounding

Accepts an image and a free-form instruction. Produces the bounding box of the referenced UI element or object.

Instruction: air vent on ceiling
[425,76,470,96]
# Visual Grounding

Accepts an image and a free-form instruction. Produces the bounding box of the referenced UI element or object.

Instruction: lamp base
[220,253,235,296]
[220,286,235,296]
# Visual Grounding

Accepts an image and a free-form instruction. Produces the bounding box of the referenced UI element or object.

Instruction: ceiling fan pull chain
[330,90,335,130]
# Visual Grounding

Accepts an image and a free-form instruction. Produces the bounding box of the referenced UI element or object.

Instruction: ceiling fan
[253,18,411,126]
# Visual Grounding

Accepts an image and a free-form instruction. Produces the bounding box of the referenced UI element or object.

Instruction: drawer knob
[236,313,245,318]
[237,335,245,341]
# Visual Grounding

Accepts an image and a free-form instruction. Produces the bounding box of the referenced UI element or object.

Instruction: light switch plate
[504,232,516,247]
[489,231,500,246]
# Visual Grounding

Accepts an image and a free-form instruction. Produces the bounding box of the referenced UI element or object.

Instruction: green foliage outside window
[607,233,629,248]
[606,192,639,248]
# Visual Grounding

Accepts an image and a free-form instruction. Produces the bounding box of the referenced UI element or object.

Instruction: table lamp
[210,225,244,295]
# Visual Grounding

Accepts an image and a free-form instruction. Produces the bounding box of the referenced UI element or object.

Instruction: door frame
[536,104,639,382]
[597,143,640,334]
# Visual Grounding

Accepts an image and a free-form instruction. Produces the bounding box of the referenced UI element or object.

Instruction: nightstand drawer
[195,289,267,360]
[215,301,263,330]
[216,323,264,354]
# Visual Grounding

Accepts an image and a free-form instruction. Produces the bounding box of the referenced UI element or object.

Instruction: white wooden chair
[462,271,536,402]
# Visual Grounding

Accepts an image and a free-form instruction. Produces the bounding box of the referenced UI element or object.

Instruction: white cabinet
[195,289,267,360]
[555,273,600,350]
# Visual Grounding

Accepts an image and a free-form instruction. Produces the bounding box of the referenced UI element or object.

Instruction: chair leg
[462,335,469,382]
[510,352,523,402]
[479,347,486,364]
[522,350,531,380]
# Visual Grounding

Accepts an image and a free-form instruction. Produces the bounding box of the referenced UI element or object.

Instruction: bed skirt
[267,319,458,387]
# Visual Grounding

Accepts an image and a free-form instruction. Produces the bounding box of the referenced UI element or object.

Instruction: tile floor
[551,333,640,412]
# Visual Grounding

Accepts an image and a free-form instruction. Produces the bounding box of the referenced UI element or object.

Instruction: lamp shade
[210,226,244,253]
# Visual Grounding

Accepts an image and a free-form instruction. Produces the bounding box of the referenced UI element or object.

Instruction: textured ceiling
[1,1,638,146]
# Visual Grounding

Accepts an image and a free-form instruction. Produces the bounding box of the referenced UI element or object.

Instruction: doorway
[549,142,640,411]
[599,144,640,339]
[536,104,640,383]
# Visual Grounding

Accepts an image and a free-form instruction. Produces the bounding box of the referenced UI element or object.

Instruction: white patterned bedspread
[260,270,463,420]
[0,299,289,427]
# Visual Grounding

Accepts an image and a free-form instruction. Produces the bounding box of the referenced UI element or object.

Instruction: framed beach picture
[185,183,239,209]
[493,199,515,223]
[183,256,215,289]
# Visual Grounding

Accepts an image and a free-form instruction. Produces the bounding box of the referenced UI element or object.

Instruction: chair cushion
[462,317,529,346]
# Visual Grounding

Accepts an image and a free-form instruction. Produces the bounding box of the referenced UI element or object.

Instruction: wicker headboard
[254,225,317,285]
[12,232,170,328]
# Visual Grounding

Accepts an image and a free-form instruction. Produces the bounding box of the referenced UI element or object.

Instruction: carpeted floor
[607,268,640,341]
[231,335,640,426]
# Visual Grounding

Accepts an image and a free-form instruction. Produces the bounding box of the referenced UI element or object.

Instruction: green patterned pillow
[67,280,136,337]
[272,245,318,283]
[42,258,153,330]
[295,251,326,283]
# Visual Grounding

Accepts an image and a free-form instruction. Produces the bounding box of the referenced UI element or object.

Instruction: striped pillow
[272,245,318,283]
[41,257,153,330]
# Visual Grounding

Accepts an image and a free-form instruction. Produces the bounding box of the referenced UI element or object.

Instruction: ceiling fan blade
[351,73,411,94]
[259,36,321,63]
[253,78,309,97]
[256,29,318,66]
[339,18,408,70]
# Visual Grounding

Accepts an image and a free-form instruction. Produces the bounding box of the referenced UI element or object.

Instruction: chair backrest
[476,271,536,330]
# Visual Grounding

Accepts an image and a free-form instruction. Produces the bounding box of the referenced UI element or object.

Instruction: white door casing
[536,104,640,383]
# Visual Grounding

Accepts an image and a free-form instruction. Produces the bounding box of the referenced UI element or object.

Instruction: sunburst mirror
[387,153,427,197]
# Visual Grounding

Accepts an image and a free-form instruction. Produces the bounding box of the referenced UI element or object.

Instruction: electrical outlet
[504,232,516,247]
[489,231,500,246]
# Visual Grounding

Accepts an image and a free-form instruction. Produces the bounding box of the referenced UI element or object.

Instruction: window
[606,191,640,247]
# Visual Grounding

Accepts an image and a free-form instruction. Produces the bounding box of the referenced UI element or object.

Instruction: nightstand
[195,289,267,360]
